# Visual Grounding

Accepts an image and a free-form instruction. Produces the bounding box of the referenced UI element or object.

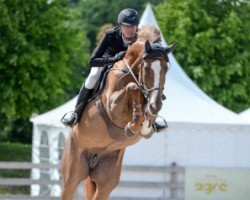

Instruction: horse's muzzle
[145,109,157,125]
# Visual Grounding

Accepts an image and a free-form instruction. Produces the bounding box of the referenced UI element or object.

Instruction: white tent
[239,108,250,121]
[30,4,250,199]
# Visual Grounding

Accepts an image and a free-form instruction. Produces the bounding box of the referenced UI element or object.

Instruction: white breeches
[84,67,102,89]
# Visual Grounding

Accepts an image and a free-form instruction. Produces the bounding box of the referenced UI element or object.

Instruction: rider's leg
[155,93,167,132]
[61,67,102,127]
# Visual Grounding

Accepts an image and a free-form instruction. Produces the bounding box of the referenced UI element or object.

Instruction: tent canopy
[30,97,76,127]
[239,108,250,121]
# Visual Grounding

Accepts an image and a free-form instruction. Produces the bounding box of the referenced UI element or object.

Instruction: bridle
[123,56,168,130]
[109,41,176,133]
[123,56,168,100]
[109,51,169,132]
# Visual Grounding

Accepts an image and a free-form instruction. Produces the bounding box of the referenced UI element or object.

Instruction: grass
[0,142,32,195]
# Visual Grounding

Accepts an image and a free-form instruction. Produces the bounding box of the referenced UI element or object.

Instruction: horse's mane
[137,24,161,43]
[125,24,161,69]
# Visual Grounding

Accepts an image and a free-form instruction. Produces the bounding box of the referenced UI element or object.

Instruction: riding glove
[115,51,126,61]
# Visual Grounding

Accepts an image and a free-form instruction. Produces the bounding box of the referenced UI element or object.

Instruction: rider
[61,8,168,132]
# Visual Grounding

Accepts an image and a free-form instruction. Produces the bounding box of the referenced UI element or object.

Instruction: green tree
[155,0,250,112]
[0,0,90,141]
[96,23,114,46]
[76,0,164,50]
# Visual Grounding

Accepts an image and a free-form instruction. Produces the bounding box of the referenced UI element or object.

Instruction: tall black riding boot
[61,85,94,128]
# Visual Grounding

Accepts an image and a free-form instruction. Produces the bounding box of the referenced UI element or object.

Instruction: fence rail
[0,162,60,170]
[0,161,184,200]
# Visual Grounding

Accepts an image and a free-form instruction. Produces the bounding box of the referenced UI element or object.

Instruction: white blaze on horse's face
[145,59,164,115]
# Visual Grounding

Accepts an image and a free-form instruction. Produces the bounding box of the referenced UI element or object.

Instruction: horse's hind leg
[61,133,89,200]
[90,149,125,200]
[84,177,96,200]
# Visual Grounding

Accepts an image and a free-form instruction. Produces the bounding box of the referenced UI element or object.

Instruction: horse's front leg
[125,82,144,134]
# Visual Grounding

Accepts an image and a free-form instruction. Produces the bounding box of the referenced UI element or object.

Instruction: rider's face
[121,24,137,41]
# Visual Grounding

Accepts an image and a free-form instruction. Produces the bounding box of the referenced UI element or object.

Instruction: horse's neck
[126,41,145,74]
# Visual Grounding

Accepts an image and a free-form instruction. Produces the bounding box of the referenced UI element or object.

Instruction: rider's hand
[115,51,126,61]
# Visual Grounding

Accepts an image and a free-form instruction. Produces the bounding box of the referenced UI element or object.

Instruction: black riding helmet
[117,8,140,26]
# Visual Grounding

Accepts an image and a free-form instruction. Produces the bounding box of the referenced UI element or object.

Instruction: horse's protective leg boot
[61,86,94,128]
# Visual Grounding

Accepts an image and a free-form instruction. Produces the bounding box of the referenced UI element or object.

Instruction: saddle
[90,65,111,100]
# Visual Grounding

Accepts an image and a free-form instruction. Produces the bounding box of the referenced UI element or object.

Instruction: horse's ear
[165,41,178,54]
[145,40,152,53]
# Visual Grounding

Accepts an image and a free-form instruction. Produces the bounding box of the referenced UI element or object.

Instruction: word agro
[195,174,227,195]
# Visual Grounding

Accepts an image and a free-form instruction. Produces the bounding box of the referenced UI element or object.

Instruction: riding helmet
[117,8,140,26]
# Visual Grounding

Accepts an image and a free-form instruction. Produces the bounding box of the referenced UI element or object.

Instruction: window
[58,133,65,162]
[39,131,50,196]
[58,133,65,180]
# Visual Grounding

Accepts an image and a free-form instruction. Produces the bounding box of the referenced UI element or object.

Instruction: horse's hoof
[125,123,139,138]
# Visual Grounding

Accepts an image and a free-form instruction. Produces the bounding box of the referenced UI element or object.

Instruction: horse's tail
[84,177,96,200]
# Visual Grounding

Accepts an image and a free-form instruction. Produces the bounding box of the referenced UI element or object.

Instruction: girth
[96,98,136,141]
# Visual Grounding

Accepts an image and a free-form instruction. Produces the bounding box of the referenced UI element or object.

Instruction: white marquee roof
[30,4,247,127]
[30,97,76,127]
[239,108,250,121]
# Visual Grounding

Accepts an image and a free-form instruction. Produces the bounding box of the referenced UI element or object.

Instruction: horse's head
[121,25,177,136]
[141,40,177,123]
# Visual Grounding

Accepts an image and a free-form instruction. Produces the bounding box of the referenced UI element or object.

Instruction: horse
[61,24,176,200]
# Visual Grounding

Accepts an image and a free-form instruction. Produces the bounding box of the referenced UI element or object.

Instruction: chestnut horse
[61,24,176,200]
